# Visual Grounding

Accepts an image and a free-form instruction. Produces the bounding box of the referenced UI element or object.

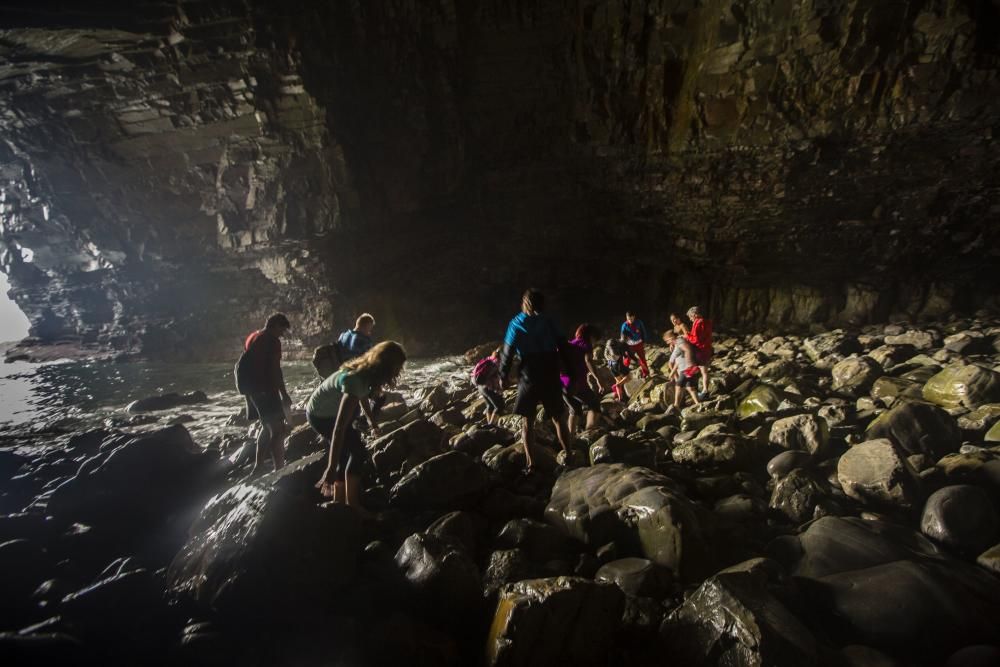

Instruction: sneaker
[697,391,709,401]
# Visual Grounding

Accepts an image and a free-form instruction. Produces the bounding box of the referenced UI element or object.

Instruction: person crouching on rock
[472,346,505,425]
[561,324,606,433]
[604,337,632,403]
[499,288,574,472]
[620,310,651,378]
[663,330,701,412]
[309,341,407,515]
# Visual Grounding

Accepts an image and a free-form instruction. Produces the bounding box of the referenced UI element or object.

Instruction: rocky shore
[2,319,1000,666]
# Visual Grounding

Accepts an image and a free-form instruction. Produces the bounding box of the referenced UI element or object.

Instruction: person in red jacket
[685,306,713,399]
[243,313,292,473]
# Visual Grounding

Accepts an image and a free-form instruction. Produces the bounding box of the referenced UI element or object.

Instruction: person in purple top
[561,324,606,433]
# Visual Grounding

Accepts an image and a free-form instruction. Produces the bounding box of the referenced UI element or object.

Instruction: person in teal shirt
[307,340,406,515]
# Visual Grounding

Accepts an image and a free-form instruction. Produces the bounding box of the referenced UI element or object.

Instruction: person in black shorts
[499,288,574,471]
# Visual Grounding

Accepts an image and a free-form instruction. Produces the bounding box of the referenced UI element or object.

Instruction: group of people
[471,289,713,472]
[234,289,713,514]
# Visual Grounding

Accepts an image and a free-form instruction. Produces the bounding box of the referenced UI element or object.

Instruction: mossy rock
[922,364,1000,410]
[738,385,781,418]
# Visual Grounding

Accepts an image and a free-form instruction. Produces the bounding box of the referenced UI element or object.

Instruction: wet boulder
[390,451,489,510]
[813,559,1000,659]
[545,464,713,581]
[418,384,451,413]
[868,344,918,370]
[978,543,1000,575]
[738,385,782,418]
[923,364,1000,410]
[482,548,539,597]
[59,568,170,645]
[768,413,829,456]
[588,433,654,467]
[485,577,624,667]
[46,425,218,526]
[987,420,1000,443]
[884,330,937,350]
[450,425,512,458]
[804,331,861,363]
[395,531,482,619]
[920,485,999,556]
[865,400,960,459]
[594,557,672,598]
[870,376,921,403]
[769,469,834,524]
[495,518,578,563]
[957,404,1000,438]
[369,419,445,479]
[671,432,759,472]
[283,423,323,462]
[767,450,814,478]
[837,439,923,510]
[125,391,208,413]
[660,570,818,667]
[832,357,883,396]
[167,452,363,617]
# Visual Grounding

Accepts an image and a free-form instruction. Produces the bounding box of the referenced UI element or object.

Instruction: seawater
[0,356,469,436]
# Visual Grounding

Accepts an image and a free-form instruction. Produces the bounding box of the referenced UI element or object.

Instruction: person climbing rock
[670,312,689,337]
[561,324,606,433]
[472,346,505,425]
[685,306,713,399]
[663,330,701,411]
[620,311,650,378]
[604,337,632,403]
[236,313,292,474]
[499,288,575,471]
[337,313,376,361]
[311,340,406,516]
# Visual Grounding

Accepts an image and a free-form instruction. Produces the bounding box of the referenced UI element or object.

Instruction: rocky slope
[2,318,1000,665]
[1,0,999,358]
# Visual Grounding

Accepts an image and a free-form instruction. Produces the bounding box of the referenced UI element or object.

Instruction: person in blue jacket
[620,310,650,378]
[337,313,375,361]
[499,288,574,471]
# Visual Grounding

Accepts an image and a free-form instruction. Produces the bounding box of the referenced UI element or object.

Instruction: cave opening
[0,271,30,343]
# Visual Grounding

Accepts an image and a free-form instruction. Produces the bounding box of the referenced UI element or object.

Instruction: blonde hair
[342,340,406,389]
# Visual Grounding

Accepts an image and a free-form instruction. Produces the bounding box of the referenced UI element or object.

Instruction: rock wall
[1,0,999,357]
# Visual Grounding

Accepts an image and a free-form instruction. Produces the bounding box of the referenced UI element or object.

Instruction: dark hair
[575,323,600,340]
[626,311,635,317]
[265,313,290,330]
[522,288,545,312]
[356,313,375,328]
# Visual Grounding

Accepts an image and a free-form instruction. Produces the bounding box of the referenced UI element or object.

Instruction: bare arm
[359,396,381,436]
[584,355,604,393]
[321,394,360,484]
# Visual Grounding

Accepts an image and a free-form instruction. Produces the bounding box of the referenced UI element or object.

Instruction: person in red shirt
[685,306,713,398]
[243,313,292,473]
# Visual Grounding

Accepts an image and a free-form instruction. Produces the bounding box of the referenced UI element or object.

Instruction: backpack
[472,356,498,385]
[312,341,346,379]
[235,334,268,395]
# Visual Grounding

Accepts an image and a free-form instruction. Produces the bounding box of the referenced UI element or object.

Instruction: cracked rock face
[1,1,999,358]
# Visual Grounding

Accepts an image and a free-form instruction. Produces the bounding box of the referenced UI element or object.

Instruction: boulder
[768,414,829,455]
[977,543,1000,576]
[395,532,482,618]
[588,434,654,468]
[920,485,999,556]
[369,419,445,479]
[390,451,489,510]
[870,376,921,403]
[485,577,624,667]
[680,408,733,433]
[495,518,578,562]
[837,439,923,510]
[987,420,1000,443]
[671,432,758,471]
[451,425,512,458]
[47,425,218,526]
[832,357,883,396]
[125,390,208,413]
[418,384,451,414]
[594,557,672,598]
[767,450,814,478]
[923,364,1000,410]
[769,469,833,524]
[545,464,713,581]
[884,330,936,350]
[283,423,323,462]
[482,548,539,596]
[167,452,362,617]
[865,401,961,459]
[426,510,487,555]
[804,331,861,362]
[738,385,782,418]
[868,344,917,370]
[957,404,1000,437]
[660,570,818,666]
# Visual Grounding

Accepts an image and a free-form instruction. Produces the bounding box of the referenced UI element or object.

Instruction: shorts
[513,376,565,419]
[477,386,505,414]
[607,359,629,376]
[246,391,285,426]
[307,411,365,481]
[677,372,698,388]
[564,386,602,416]
[694,348,713,365]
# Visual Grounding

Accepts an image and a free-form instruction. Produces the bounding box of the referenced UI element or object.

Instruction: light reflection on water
[0,356,469,432]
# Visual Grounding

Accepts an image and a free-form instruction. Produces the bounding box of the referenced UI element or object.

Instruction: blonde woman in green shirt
[308,341,406,514]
